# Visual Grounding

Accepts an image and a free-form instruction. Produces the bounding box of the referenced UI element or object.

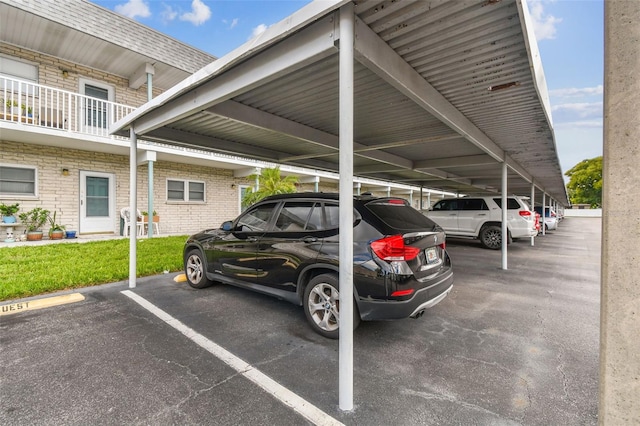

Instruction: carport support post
[530,183,535,246]
[601,2,640,421]
[541,192,546,236]
[501,161,508,270]
[147,160,154,238]
[338,2,355,412]
[129,128,138,288]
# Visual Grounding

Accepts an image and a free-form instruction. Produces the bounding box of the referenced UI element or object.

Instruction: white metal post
[129,127,138,288]
[147,160,154,238]
[147,72,154,238]
[530,183,535,246]
[338,2,355,412]
[542,192,546,236]
[501,161,508,270]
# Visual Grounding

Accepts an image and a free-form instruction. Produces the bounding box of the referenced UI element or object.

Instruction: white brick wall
[1,141,246,236]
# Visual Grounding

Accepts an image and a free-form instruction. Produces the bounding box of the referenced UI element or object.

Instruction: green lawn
[0,236,189,301]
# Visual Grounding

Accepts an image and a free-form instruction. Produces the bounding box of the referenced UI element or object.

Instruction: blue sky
[91,0,604,180]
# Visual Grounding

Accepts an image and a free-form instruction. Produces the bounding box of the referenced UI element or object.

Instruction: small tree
[242,167,299,207]
[565,156,602,208]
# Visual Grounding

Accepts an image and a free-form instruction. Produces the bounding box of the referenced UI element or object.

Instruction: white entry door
[80,171,115,234]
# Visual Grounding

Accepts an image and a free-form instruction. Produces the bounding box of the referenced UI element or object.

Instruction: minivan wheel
[480,225,502,250]
[185,249,213,289]
[303,274,360,339]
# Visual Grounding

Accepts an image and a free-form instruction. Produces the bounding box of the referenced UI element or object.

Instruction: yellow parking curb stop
[174,273,187,283]
[1,293,85,316]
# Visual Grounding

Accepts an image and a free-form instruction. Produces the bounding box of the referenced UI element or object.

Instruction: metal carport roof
[112,0,568,412]
[113,0,567,206]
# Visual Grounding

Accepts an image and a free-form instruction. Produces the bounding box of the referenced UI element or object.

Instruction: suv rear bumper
[511,226,538,238]
[357,270,454,321]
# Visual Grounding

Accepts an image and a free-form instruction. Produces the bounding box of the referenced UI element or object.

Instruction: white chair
[120,207,144,237]
[143,216,160,236]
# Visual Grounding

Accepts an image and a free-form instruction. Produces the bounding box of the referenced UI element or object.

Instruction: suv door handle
[303,236,317,243]
[477,214,486,216]
[247,237,258,242]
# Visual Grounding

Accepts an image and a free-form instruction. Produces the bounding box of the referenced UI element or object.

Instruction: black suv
[183,193,453,338]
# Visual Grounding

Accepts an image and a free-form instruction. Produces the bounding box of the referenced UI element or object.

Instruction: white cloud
[114,0,151,19]
[223,18,239,29]
[180,0,211,26]
[555,120,603,129]
[549,86,603,98]
[250,24,268,39]
[161,4,178,22]
[528,0,562,41]
[552,102,602,120]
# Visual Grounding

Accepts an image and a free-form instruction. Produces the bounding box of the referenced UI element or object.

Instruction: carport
[113,0,567,412]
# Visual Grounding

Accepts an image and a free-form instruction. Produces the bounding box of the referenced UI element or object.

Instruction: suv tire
[480,225,502,250]
[185,249,213,289]
[303,273,360,339]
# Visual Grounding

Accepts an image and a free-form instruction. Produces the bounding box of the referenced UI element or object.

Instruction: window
[324,203,340,229]
[237,203,276,232]
[433,200,457,211]
[493,198,522,209]
[0,55,38,94]
[274,202,315,231]
[0,165,37,197]
[461,198,488,210]
[79,79,114,129]
[167,179,205,202]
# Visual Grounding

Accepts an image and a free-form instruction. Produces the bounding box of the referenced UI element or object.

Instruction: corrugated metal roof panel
[113,0,567,204]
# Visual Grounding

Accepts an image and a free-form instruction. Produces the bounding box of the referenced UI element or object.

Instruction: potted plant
[5,98,19,115]
[18,207,50,241]
[141,210,159,223]
[0,202,20,223]
[48,211,66,240]
[21,104,33,117]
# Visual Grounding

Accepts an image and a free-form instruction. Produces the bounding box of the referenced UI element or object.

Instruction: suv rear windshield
[365,199,438,231]
[493,198,524,210]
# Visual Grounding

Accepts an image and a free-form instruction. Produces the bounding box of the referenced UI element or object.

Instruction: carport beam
[129,128,138,288]
[338,2,355,412]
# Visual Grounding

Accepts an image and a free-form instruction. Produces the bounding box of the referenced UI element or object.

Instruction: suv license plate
[425,247,438,264]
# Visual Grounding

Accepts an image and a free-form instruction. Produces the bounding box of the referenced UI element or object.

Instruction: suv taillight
[370,235,420,261]
[519,210,532,220]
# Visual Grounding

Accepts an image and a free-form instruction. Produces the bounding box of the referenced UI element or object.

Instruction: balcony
[1,76,135,139]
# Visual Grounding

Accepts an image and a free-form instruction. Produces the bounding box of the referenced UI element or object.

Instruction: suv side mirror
[220,220,233,231]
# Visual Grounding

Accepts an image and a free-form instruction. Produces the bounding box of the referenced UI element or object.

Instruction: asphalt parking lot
[0,217,600,425]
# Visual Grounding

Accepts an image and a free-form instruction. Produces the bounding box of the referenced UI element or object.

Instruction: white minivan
[424,195,538,249]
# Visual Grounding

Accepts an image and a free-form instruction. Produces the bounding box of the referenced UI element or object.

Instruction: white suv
[424,196,537,249]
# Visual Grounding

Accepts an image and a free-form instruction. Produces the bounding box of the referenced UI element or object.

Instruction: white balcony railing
[1,76,135,138]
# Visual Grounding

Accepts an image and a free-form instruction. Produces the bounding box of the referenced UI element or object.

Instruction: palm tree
[242,167,299,207]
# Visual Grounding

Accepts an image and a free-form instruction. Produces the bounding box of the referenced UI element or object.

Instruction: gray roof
[0,0,216,90]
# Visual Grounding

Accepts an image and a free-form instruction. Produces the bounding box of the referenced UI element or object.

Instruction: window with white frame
[79,78,114,129]
[167,179,205,202]
[0,55,38,97]
[0,164,37,197]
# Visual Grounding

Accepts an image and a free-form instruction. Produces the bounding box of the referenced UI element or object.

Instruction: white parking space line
[121,290,344,426]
